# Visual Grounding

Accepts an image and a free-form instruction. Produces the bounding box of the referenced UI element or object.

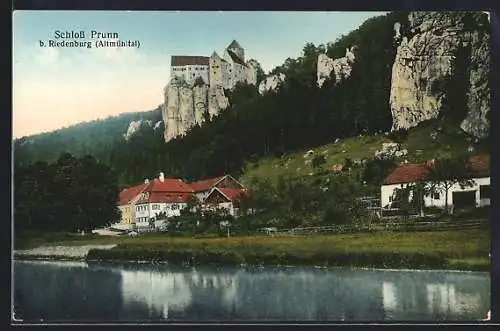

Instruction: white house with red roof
[134,172,195,229]
[381,155,490,212]
[188,174,244,203]
[203,187,250,217]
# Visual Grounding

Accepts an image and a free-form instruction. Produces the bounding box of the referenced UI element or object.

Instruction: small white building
[380,155,490,212]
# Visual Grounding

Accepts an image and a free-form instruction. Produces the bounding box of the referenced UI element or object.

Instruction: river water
[12,260,490,323]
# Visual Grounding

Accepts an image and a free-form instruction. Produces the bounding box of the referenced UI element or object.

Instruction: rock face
[317,47,356,87]
[258,73,286,94]
[124,120,152,140]
[162,77,229,142]
[390,12,490,138]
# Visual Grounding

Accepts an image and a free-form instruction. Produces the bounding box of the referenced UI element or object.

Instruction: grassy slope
[239,120,490,187]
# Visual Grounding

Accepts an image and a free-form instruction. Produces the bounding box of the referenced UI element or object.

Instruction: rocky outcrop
[390,12,490,138]
[246,59,260,86]
[258,73,286,94]
[162,77,229,142]
[124,120,152,140]
[317,47,356,87]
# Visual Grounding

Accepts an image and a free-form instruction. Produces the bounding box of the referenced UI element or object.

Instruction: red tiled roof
[383,163,428,185]
[118,183,149,205]
[134,178,194,204]
[171,56,209,66]
[145,178,194,193]
[218,188,248,201]
[383,154,490,185]
[468,154,490,177]
[188,176,225,192]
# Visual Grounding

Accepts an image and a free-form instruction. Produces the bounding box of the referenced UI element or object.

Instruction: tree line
[14,153,121,235]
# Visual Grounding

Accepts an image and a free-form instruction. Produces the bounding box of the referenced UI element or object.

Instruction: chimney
[144,179,149,184]
[159,172,165,182]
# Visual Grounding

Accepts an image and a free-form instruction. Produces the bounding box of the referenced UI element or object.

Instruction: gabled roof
[227,39,242,50]
[135,178,194,204]
[118,183,149,205]
[218,188,248,201]
[171,56,210,66]
[188,174,243,193]
[226,50,246,66]
[144,178,194,193]
[382,154,491,185]
[383,163,428,185]
[189,176,226,192]
[206,187,248,202]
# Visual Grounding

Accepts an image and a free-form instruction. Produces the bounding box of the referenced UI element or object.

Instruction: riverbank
[13,229,490,271]
[15,244,118,261]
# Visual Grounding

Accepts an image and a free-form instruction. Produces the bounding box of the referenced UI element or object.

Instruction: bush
[323,207,349,225]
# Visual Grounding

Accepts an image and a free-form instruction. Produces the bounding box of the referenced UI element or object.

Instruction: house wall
[381,177,491,210]
[135,203,151,226]
[423,177,490,209]
[120,205,134,224]
[204,190,228,205]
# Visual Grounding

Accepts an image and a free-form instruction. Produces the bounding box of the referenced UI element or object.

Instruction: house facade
[117,182,149,230]
[188,174,244,203]
[133,173,194,229]
[381,155,491,212]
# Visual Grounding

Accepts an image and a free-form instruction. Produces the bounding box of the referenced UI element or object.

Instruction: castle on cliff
[170,40,258,89]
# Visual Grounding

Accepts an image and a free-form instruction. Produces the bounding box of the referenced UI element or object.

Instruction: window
[480,185,491,199]
[433,193,440,200]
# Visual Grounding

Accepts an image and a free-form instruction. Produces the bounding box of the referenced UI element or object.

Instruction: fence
[272,219,487,236]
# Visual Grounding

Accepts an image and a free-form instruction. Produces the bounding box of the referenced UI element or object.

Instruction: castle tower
[226,39,245,63]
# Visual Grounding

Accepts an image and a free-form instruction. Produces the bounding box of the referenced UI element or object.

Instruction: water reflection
[13,260,490,322]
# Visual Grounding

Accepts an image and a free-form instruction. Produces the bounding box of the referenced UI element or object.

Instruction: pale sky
[12,11,385,138]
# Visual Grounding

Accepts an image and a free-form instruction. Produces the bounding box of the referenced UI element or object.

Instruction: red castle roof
[171,56,209,66]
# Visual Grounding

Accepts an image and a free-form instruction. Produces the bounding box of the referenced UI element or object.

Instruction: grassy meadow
[15,229,490,271]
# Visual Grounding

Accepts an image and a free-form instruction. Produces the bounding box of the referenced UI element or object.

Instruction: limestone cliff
[317,47,356,88]
[258,73,286,94]
[124,120,152,140]
[162,77,229,142]
[390,12,490,138]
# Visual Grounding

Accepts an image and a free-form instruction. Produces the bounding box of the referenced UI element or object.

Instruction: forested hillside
[13,12,487,189]
[14,107,162,166]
